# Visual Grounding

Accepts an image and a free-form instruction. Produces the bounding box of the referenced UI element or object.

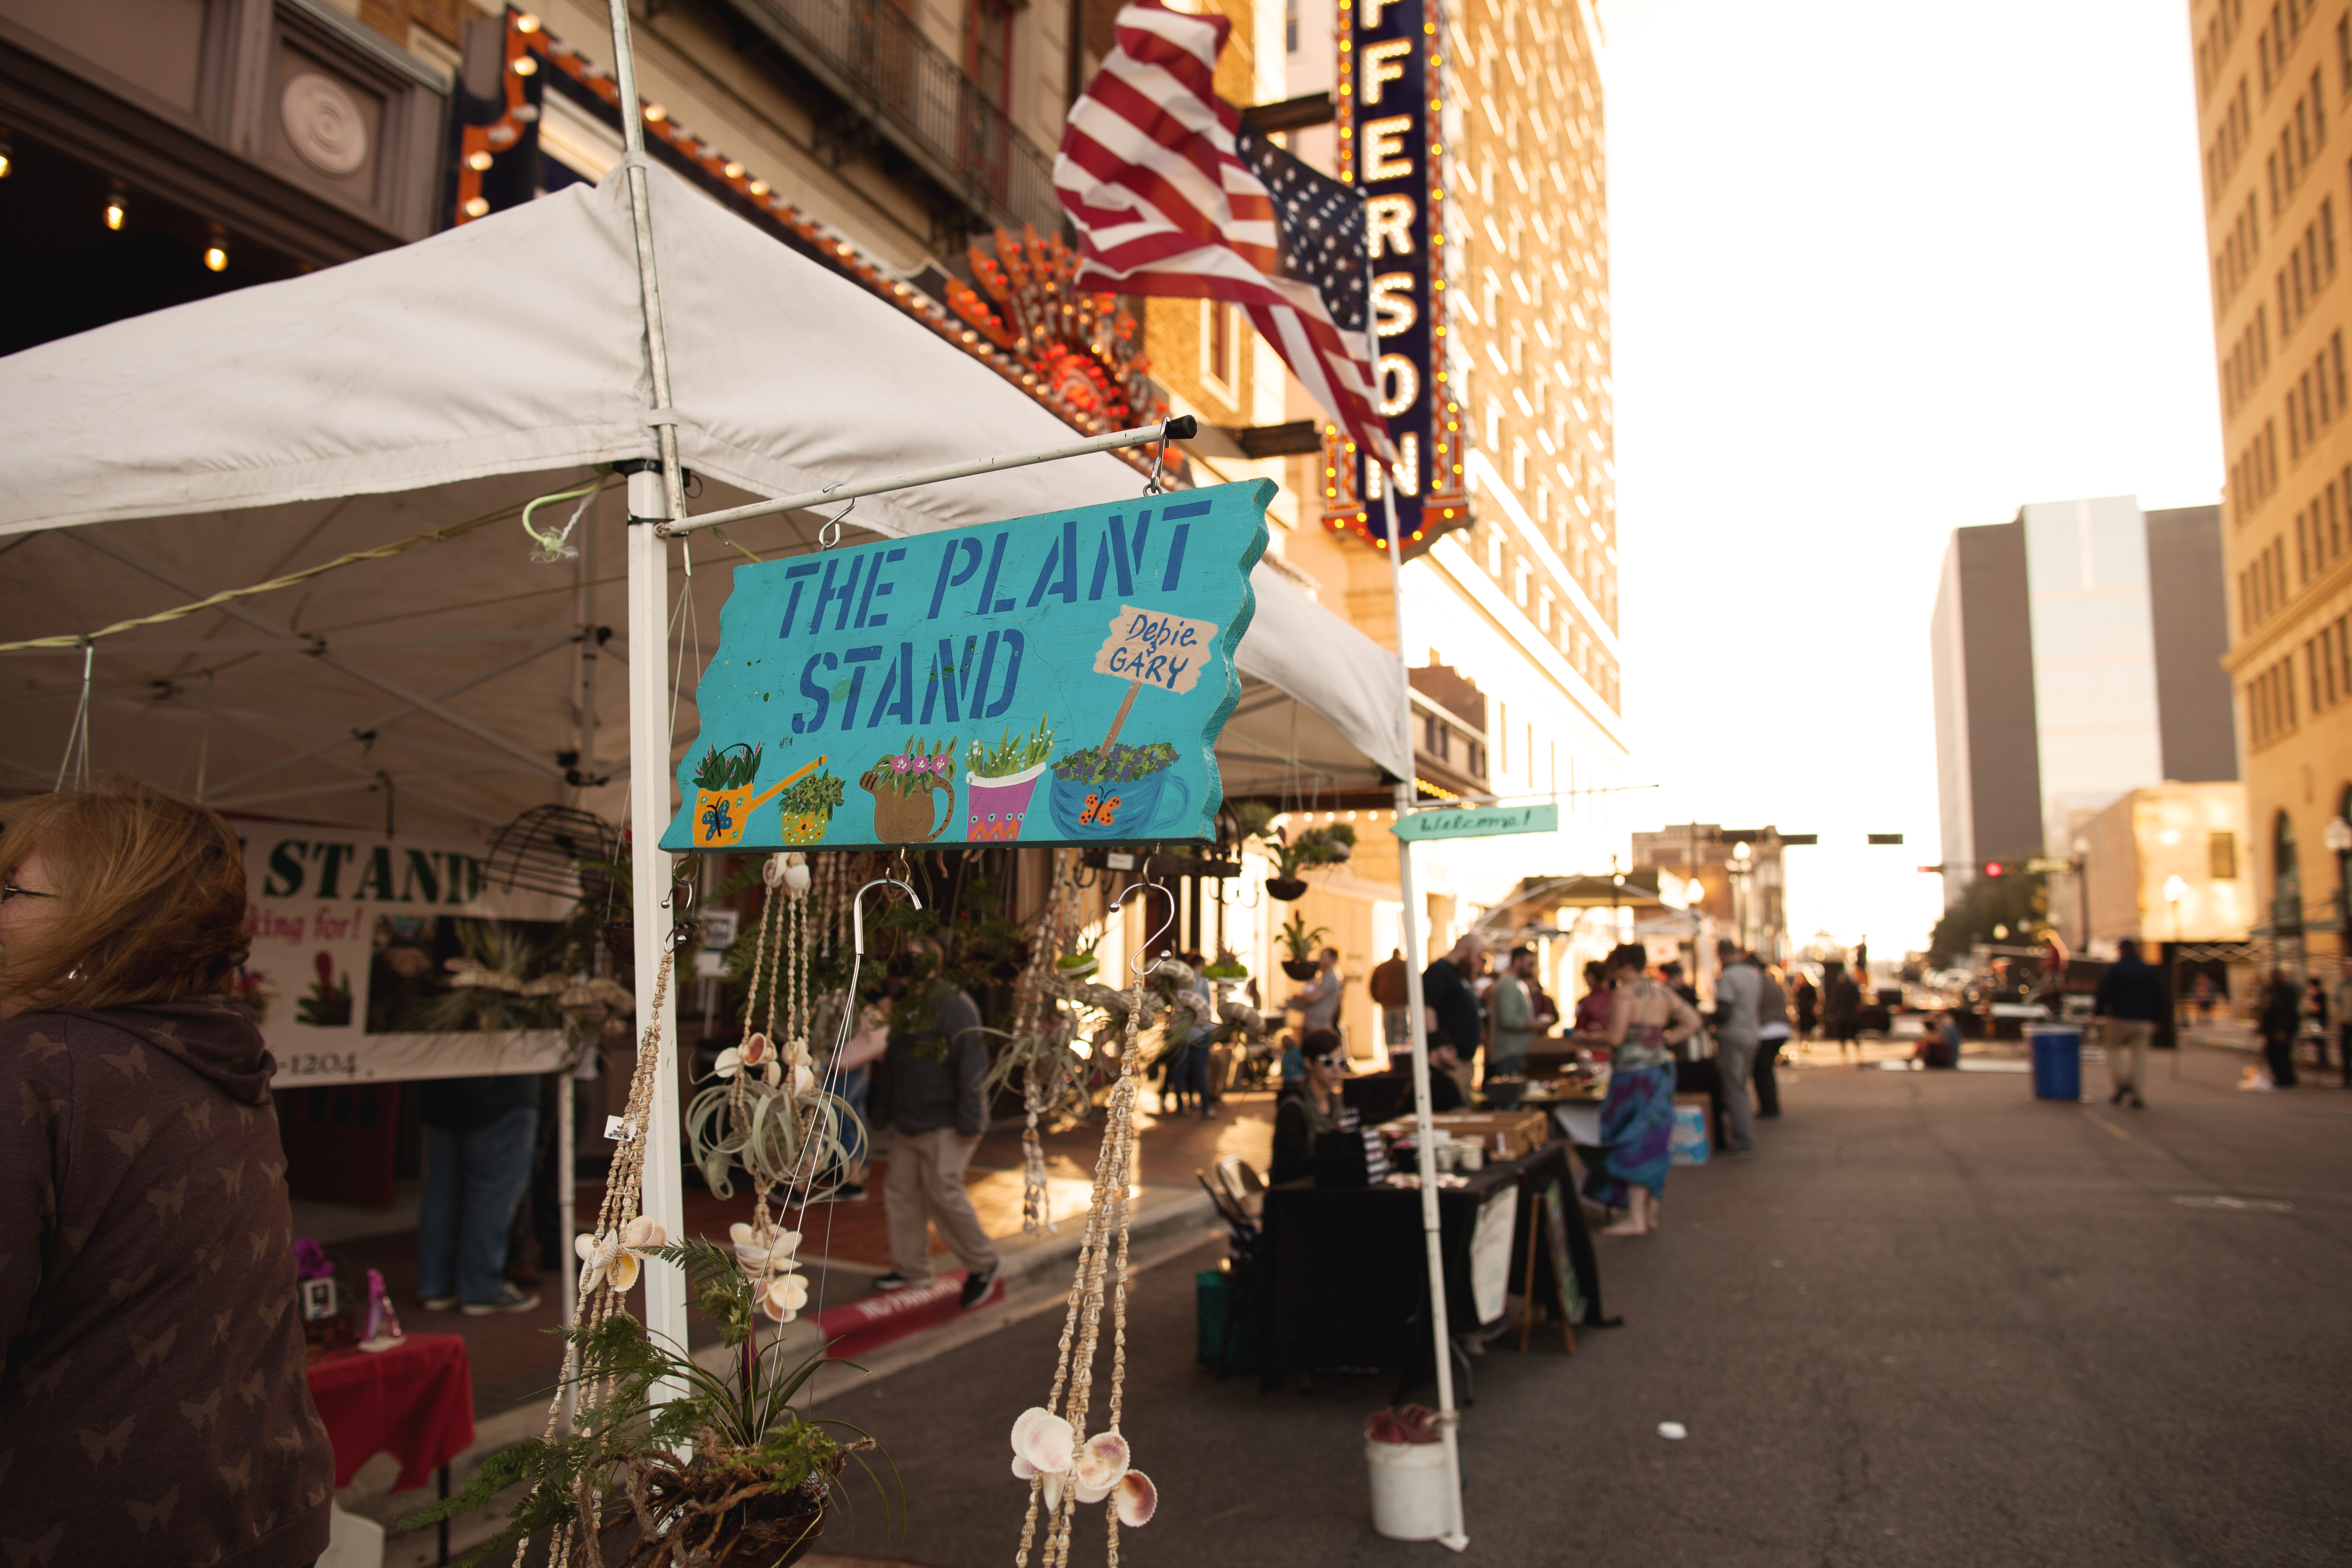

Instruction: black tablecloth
[1256,1141,1606,1390]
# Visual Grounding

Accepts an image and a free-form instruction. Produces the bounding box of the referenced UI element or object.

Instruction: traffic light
[1983,861,2005,878]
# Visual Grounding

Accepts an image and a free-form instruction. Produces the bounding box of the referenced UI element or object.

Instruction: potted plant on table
[1278,913,1328,982]
[405,1237,892,1567]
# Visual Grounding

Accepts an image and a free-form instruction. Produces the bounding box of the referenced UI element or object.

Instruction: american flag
[1053,1,1389,455]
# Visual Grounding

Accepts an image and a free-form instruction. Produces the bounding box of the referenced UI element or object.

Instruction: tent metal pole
[1382,482,1469,1553]
[605,0,691,1375]
[655,416,1197,538]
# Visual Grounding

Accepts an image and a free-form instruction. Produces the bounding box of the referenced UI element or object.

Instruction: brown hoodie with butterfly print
[0,999,331,1568]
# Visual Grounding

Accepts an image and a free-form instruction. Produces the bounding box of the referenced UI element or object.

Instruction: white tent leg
[558,1068,577,1358]
[1383,485,1468,1552]
[626,513,688,1363]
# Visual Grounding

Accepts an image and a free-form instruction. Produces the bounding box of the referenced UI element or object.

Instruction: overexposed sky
[1605,0,2223,955]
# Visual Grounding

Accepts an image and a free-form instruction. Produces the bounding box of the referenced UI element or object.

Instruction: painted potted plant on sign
[691,744,834,849]
[1279,914,1328,982]
[776,769,846,845]
[860,738,957,843]
[964,714,1055,843]
[1044,741,1187,840]
[405,1237,894,1566]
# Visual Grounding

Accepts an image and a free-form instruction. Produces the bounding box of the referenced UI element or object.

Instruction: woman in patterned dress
[1583,941,1700,1237]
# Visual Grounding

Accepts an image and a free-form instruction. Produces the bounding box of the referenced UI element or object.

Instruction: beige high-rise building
[2191,0,2352,969]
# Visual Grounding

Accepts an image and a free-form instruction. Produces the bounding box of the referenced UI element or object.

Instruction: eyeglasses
[0,884,57,904]
[1310,1055,1347,1070]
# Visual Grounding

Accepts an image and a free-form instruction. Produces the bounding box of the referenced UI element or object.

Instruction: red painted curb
[811,1269,1006,1361]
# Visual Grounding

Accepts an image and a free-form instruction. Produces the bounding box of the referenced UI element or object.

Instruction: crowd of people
[1256,928,1837,1238]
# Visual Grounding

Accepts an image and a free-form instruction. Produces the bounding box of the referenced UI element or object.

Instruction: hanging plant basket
[1280,958,1321,981]
[1266,876,1308,902]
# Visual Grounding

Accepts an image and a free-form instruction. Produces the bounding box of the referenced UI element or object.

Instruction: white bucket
[1365,1439,1453,1540]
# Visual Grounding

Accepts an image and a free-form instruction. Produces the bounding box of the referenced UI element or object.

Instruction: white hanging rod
[0,629,589,658]
[653,415,1197,537]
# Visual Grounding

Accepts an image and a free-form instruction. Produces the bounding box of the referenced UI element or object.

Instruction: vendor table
[307,1333,476,1563]
[1256,1142,1609,1397]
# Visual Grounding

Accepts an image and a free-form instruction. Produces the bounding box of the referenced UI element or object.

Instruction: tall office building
[1931,498,2237,930]
[2187,0,2352,965]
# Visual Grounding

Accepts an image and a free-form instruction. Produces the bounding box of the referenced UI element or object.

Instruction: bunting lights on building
[1323,0,1470,561]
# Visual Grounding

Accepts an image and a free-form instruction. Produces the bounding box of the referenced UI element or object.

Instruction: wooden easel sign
[662,480,1273,851]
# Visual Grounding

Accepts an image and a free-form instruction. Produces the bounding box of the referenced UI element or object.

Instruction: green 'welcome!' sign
[1393,803,1560,843]
[664,480,1274,851]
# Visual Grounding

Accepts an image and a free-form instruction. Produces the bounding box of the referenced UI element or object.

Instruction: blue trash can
[2026,1025,2082,1101]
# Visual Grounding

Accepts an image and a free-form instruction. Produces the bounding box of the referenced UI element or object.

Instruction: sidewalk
[315,1089,1271,1552]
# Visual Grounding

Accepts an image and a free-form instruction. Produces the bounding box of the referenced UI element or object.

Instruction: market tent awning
[0,162,1407,832]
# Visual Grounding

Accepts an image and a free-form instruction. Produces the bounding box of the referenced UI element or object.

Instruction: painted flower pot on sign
[779,810,834,845]
[860,771,954,843]
[1044,768,1191,841]
[965,761,1047,842]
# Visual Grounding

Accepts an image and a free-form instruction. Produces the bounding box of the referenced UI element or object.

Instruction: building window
[1512,439,1529,488]
[1200,300,1239,403]
[1488,529,1505,576]
[1285,0,1299,54]
[1514,560,1531,606]
[965,0,1014,109]
[1539,586,1554,633]
[2210,830,2239,880]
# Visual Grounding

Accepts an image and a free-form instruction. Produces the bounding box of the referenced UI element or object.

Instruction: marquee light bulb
[0,141,12,178]
[463,196,490,218]
[467,150,494,171]
[515,11,542,31]
[105,191,126,230]
[204,244,228,272]
[512,55,537,76]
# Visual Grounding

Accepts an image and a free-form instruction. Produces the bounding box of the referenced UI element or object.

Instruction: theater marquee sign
[1324,0,1470,560]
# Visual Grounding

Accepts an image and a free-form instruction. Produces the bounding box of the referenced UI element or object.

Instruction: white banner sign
[239,829,580,1086]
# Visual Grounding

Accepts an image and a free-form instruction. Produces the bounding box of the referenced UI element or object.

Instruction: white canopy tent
[0,159,1407,820]
[0,150,1409,1363]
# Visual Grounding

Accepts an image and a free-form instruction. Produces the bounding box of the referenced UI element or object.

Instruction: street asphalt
[807,1043,2352,1568]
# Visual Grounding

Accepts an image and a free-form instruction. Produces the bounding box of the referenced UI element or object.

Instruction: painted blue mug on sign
[1044,747,1193,840]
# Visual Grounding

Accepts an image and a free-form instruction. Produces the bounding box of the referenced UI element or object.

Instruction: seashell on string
[1073,1431,1130,1501]
[1114,1472,1156,1527]
[780,853,812,895]
[760,1272,810,1322]
[620,1216,667,1253]
[575,1229,637,1293]
[1010,1407,1074,1473]
[1011,1455,1038,1481]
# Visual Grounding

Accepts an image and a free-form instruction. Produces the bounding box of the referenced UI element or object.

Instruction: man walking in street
[877,948,1003,1307]
[2093,937,2163,1108]
[1422,933,1487,1072]
[1749,952,1794,1117]
[1370,946,1410,1058]
[1710,938,1761,1156]
[1488,945,1539,1084]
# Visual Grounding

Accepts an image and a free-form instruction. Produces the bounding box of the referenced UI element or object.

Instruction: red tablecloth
[306,1333,477,1492]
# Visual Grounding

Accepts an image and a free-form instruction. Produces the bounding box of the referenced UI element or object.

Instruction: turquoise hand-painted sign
[663,480,1274,852]
[1392,802,1560,843]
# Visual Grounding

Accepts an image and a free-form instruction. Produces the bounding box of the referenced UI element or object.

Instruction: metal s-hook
[1142,418,1171,496]
[816,483,855,550]
[850,877,921,957]
[1112,880,1176,977]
